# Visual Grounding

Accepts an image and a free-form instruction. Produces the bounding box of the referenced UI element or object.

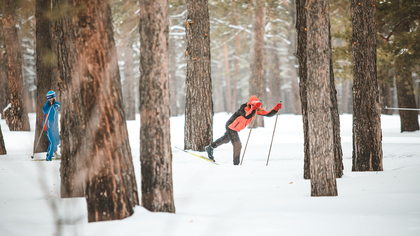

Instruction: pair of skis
[33,158,61,162]
[174,146,220,165]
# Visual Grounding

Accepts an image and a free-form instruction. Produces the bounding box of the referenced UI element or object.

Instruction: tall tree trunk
[288,0,301,115]
[268,41,282,107]
[395,63,419,132]
[328,21,344,179]
[307,0,338,196]
[0,21,8,119]
[139,0,175,213]
[123,44,135,120]
[223,44,232,113]
[0,125,6,155]
[169,36,179,116]
[393,21,419,131]
[34,0,55,153]
[351,0,383,171]
[53,0,85,199]
[341,80,351,114]
[232,34,240,110]
[184,0,213,151]
[213,65,225,113]
[1,0,30,131]
[296,0,310,180]
[249,0,265,127]
[55,0,140,222]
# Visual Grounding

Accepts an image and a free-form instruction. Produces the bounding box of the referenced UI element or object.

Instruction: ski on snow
[174,146,220,165]
[32,158,61,161]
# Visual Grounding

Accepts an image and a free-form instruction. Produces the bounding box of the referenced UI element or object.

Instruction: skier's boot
[233,157,240,165]
[205,145,215,161]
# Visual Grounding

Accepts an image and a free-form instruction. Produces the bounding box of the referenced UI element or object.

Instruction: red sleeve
[257,108,276,116]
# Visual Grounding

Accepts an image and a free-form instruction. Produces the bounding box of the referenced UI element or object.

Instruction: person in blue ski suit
[43,91,61,161]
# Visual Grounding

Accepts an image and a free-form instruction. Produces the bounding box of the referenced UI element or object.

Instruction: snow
[0,113,419,236]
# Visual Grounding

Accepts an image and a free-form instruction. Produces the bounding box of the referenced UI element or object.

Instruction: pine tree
[51,0,85,198]
[184,0,213,151]
[249,0,265,127]
[123,44,135,120]
[34,0,56,153]
[0,20,8,118]
[53,0,139,222]
[1,0,30,131]
[296,0,310,179]
[377,0,420,132]
[139,0,176,213]
[0,125,6,155]
[306,0,338,196]
[351,0,383,171]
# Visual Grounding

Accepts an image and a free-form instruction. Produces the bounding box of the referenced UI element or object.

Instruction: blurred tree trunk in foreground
[52,0,85,199]
[34,0,56,153]
[1,0,30,131]
[54,0,139,222]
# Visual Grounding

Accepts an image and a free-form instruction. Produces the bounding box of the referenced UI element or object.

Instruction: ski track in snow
[0,113,419,236]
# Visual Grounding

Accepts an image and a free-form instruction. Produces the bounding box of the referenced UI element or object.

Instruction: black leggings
[211,129,242,165]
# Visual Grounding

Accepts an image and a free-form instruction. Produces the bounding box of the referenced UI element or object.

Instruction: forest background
[1,0,419,119]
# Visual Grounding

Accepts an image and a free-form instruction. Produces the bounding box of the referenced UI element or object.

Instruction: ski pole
[266,102,281,166]
[240,115,256,165]
[31,106,52,159]
[384,106,420,111]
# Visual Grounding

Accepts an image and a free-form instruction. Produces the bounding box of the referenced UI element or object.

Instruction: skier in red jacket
[205,95,282,165]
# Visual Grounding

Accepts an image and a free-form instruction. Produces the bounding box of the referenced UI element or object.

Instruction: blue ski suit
[43,101,60,161]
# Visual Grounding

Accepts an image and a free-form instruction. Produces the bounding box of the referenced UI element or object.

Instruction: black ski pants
[211,128,242,165]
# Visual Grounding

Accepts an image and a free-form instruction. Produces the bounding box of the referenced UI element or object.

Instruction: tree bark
[0,20,8,119]
[184,0,213,151]
[395,63,419,132]
[223,44,232,113]
[213,65,225,113]
[54,0,139,222]
[169,36,179,116]
[0,125,6,155]
[232,33,240,110]
[249,0,265,127]
[341,80,352,114]
[296,0,310,180]
[307,0,338,196]
[288,0,302,115]
[351,0,383,171]
[1,0,30,131]
[268,41,281,107]
[52,0,85,199]
[34,0,56,153]
[328,21,343,179]
[123,45,135,120]
[139,0,175,213]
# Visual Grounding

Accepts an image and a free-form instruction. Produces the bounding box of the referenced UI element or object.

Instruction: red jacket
[226,96,277,132]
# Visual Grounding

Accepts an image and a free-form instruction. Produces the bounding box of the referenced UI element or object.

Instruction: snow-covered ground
[0,113,419,236]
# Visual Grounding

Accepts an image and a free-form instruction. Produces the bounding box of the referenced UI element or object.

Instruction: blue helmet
[46,91,57,100]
